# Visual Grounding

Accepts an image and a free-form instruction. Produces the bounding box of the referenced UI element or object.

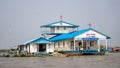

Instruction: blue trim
[58,50,82,53]
[23,39,37,45]
[45,32,66,35]
[58,50,102,55]
[82,50,99,54]
[89,28,111,39]
[32,52,51,56]
[24,37,51,45]
[49,28,111,41]
[82,38,99,40]
[40,20,79,28]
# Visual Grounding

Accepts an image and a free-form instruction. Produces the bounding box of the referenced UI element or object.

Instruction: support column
[24,45,28,54]
[81,40,84,50]
[37,44,38,52]
[29,44,30,53]
[46,44,49,52]
[48,44,51,53]
[52,42,55,52]
[97,40,100,52]
[73,38,76,50]
[29,44,31,54]
[24,45,26,52]
[105,40,108,51]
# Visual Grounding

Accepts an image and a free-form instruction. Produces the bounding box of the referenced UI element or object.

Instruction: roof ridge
[40,20,79,28]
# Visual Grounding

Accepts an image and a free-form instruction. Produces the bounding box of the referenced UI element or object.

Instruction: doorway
[39,44,46,52]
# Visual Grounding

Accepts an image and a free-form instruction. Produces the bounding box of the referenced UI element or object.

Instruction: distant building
[112,47,120,52]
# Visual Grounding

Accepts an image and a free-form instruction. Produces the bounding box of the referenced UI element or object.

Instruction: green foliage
[54,50,58,52]
[18,53,25,57]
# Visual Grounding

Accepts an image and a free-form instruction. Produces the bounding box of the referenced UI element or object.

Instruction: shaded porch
[73,38,108,52]
[68,37,109,54]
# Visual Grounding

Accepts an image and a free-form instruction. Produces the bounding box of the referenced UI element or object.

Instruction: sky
[0,0,120,49]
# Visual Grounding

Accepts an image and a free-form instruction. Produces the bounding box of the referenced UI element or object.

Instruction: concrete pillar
[73,38,76,50]
[37,44,39,52]
[105,40,108,51]
[46,44,48,52]
[28,44,30,53]
[82,40,84,50]
[97,40,100,52]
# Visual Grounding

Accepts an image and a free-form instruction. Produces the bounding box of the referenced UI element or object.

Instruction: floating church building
[19,17,111,55]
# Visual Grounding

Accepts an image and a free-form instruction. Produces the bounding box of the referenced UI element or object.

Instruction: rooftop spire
[60,16,63,20]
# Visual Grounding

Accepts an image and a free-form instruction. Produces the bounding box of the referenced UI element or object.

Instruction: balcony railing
[41,31,69,35]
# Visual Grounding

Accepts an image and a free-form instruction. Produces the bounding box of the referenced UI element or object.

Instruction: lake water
[0,53,120,68]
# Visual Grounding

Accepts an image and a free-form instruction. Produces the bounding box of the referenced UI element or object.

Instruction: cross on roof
[88,23,92,28]
[60,16,63,20]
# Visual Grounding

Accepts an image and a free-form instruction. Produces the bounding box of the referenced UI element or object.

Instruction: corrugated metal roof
[40,20,79,28]
[49,28,111,41]
[23,37,51,45]
[23,39,36,45]
[31,37,51,44]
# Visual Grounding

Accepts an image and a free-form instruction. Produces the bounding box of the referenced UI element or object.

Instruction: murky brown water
[0,53,120,68]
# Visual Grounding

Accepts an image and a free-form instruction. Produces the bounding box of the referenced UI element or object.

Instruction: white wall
[29,44,38,53]
[75,30,106,40]
[52,30,107,51]
[27,44,54,53]
[54,39,75,51]
[46,44,54,52]
[50,27,69,33]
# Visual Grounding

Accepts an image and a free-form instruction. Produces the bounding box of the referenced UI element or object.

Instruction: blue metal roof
[31,37,51,44]
[23,39,36,45]
[49,28,111,41]
[40,20,79,28]
[24,37,51,45]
